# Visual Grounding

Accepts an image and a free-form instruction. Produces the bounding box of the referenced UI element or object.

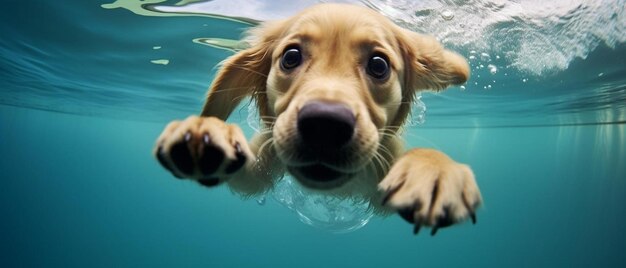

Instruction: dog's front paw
[379,149,482,235]
[154,116,254,187]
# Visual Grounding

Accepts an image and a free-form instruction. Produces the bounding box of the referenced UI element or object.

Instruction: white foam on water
[155,0,625,75]
[363,0,626,75]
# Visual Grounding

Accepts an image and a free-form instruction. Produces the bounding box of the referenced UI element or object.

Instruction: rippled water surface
[1,1,625,267]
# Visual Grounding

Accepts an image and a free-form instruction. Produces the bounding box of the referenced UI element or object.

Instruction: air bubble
[272,177,373,233]
[409,94,427,125]
[460,85,466,90]
[488,64,497,75]
[522,78,528,83]
[441,10,454,20]
[257,196,266,206]
[150,59,169,65]
[247,101,261,133]
[480,52,491,61]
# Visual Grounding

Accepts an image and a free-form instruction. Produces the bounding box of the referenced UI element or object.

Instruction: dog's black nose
[297,101,356,147]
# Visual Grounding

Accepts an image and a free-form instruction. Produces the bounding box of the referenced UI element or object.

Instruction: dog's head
[203,4,469,189]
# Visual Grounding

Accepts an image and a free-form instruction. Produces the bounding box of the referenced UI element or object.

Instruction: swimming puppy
[154,3,482,235]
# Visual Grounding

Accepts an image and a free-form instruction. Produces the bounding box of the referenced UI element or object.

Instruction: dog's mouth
[279,137,376,189]
[288,163,353,189]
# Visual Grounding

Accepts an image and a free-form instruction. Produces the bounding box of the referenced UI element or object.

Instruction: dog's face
[203,4,469,189]
[268,7,409,189]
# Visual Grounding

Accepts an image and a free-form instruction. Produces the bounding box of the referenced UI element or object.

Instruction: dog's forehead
[285,6,397,48]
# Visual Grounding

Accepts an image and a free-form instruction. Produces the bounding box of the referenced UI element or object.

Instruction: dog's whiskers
[378,127,401,140]
[256,129,274,137]
[258,115,278,120]
[232,94,251,104]
[380,101,412,108]
[371,151,391,175]
[256,136,275,157]
[209,86,256,94]
[264,86,283,97]
[229,65,268,78]
[376,144,396,164]
[259,116,278,125]
[377,131,397,140]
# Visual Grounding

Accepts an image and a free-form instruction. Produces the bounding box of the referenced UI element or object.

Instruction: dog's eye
[366,54,390,80]
[281,47,302,70]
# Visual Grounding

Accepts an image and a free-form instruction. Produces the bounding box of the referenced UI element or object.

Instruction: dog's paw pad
[154,116,253,186]
[168,132,195,175]
[198,177,220,187]
[198,134,225,176]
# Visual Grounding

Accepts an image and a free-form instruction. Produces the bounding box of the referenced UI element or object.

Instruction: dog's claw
[413,218,422,235]
[462,193,478,225]
[398,208,414,224]
[396,200,430,236]
[225,142,246,174]
[431,226,439,236]
[429,206,455,236]
[381,181,405,206]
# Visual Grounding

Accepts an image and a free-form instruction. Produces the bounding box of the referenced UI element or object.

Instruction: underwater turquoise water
[1,0,625,267]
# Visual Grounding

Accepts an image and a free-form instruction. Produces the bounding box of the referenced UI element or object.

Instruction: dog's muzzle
[297,100,355,148]
[290,101,357,186]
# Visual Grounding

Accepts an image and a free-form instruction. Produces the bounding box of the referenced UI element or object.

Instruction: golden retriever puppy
[154,3,482,235]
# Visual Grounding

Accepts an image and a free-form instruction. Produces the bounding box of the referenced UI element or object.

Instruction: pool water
[1,0,625,267]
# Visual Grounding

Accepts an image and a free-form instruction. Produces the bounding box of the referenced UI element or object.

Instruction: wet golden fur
[155,4,481,233]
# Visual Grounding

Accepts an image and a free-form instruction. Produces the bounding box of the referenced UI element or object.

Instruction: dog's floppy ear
[201,21,285,120]
[398,29,469,91]
[390,28,469,126]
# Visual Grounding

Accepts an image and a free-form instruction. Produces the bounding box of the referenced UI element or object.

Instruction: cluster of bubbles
[440,9,454,21]
[246,100,374,233]
[365,0,626,76]
[271,177,374,233]
[407,94,427,126]
[467,50,500,90]
[402,7,535,91]
[464,49,529,90]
